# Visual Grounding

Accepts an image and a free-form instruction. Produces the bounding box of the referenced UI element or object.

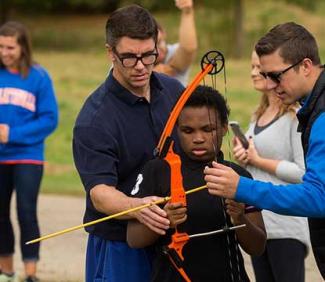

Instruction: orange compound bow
[155,51,225,282]
[163,141,191,282]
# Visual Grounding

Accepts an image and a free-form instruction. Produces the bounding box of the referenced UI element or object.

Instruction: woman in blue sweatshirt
[0,21,58,282]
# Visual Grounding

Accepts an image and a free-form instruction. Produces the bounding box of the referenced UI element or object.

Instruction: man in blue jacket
[204,22,325,279]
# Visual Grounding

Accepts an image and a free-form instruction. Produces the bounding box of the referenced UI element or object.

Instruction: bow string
[155,51,226,281]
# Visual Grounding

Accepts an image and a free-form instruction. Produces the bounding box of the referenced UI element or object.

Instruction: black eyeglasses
[113,48,158,68]
[260,59,304,84]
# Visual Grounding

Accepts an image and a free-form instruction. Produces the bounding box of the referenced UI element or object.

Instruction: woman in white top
[233,51,310,282]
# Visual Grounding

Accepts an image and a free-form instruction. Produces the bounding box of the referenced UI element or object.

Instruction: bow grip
[164,142,186,206]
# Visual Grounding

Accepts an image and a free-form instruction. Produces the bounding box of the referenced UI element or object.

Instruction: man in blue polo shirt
[72,5,184,282]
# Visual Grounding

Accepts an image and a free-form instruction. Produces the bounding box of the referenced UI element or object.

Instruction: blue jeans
[0,164,43,261]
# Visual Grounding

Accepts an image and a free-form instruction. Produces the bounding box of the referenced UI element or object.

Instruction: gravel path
[11,194,324,281]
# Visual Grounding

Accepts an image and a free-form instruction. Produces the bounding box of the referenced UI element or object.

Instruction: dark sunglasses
[260,59,304,84]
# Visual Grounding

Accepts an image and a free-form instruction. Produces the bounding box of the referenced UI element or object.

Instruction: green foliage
[3,0,323,14]
[25,15,106,51]
[121,0,234,11]
[9,0,119,13]
[13,0,325,59]
[283,0,321,11]
[121,0,174,11]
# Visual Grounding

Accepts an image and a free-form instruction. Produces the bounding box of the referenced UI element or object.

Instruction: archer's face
[177,106,227,162]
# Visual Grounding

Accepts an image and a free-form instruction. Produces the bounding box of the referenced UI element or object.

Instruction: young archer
[127,85,266,281]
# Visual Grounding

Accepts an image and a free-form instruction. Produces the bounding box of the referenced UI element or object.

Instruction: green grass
[21,0,325,195]
[38,51,108,195]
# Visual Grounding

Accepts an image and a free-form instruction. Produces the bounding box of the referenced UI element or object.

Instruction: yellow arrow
[26,185,207,245]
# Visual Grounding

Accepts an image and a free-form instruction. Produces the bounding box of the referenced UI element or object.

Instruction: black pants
[251,238,306,282]
[0,164,43,261]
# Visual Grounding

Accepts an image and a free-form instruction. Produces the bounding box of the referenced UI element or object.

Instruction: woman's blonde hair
[253,93,299,121]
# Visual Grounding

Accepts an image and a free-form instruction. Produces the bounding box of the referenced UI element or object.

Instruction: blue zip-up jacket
[235,76,325,218]
[236,113,325,217]
[0,65,58,161]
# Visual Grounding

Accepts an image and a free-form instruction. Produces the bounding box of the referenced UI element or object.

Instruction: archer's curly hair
[184,85,230,126]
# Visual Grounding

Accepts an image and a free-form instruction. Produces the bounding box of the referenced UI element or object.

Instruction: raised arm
[168,0,197,73]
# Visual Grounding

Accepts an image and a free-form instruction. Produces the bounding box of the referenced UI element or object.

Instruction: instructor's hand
[204,161,239,199]
[132,196,170,235]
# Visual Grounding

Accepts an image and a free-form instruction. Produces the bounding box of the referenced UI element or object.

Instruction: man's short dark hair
[255,22,320,65]
[105,5,158,48]
[184,85,230,126]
